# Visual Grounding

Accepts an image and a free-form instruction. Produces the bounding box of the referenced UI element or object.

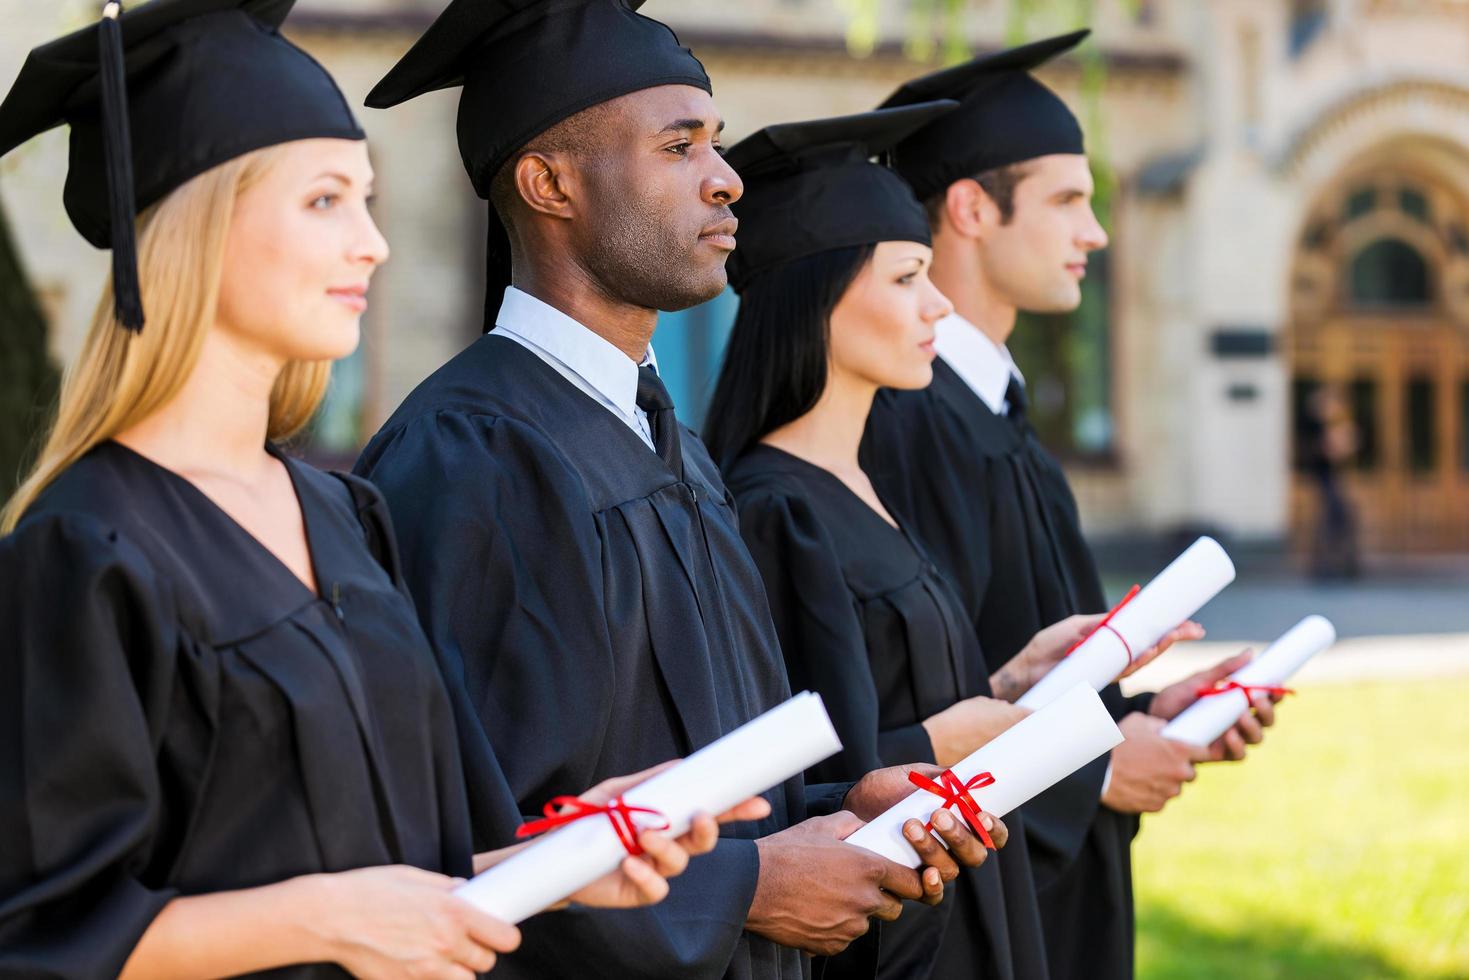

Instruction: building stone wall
[6,0,1469,544]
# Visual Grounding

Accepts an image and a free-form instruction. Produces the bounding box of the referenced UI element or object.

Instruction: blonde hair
[2,146,332,533]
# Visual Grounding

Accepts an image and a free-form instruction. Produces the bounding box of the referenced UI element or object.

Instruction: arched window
[1348,238,1432,308]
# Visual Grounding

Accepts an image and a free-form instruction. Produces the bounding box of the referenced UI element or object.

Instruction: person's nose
[704,152,743,207]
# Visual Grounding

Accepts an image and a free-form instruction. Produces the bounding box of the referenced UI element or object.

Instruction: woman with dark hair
[706,107,1184,980]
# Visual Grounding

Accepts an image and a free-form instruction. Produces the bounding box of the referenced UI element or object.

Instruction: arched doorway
[1288,159,1469,552]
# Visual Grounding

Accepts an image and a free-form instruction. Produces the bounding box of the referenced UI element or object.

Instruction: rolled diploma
[1016,536,1237,710]
[844,684,1122,867]
[455,691,842,923]
[1161,614,1336,746]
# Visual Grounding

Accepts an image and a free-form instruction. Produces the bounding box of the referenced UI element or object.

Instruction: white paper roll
[455,691,843,923]
[1161,615,1336,747]
[844,684,1123,867]
[1016,537,1237,710]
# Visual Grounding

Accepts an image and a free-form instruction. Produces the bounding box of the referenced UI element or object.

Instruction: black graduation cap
[881,30,1089,201]
[366,0,711,320]
[0,0,364,332]
[723,101,957,293]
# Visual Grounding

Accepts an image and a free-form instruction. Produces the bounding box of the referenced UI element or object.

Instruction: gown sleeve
[355,411,619,821]
[357,413,761,979]
[0,516,179,978]
[736,488,935,783]
[332,469,524,850]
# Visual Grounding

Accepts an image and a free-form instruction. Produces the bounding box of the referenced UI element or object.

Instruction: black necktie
[636,365,683,477]
[1004,375,1029,428]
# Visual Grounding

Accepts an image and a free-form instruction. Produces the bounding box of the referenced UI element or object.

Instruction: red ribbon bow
[1195,680,1295,701]
[908,769,997,850]
[516,796,670,857]
[1065,584,1142,663]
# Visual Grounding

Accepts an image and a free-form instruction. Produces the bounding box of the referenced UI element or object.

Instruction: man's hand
[747,813,923,956]
[843,764,1006,901]
[1147,651,1280,761]
[1101,713,1211,814]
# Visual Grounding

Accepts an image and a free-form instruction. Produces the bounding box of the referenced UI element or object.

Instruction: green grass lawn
[1134,677,1469,979]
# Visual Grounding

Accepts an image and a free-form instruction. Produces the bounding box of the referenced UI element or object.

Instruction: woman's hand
[990,613,1104,701]
[990,614,1207,701]
[473,762,773,911]
[921,696,1030,768]
[1118,621,1207,680]
[308,866,521,979]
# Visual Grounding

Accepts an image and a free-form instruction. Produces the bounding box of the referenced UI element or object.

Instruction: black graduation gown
[728,446,1049,980]
[355,334,851,980]
[0,442,503,978]
[862,357,1151,980]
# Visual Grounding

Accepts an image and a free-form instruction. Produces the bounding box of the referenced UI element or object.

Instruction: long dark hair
[705,244,875,469]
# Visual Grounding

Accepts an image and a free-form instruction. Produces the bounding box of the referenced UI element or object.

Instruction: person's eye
[897,272,917,285]
[666,142,691,157]
[309,193,339,211]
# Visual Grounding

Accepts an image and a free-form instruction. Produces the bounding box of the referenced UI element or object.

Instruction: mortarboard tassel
[483,203,513,332]
[97,1,145,331]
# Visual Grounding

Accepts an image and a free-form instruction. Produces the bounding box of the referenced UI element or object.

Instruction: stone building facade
[5,0,1469,552]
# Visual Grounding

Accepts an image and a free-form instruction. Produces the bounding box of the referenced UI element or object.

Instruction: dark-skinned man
[355,3,999,978]
[862,31,1281,980]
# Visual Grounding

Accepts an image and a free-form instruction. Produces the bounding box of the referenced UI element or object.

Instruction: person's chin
[295,314,361,362]
[1026,287,1084,315]
[882,362,934,391]
[661,264,728,311]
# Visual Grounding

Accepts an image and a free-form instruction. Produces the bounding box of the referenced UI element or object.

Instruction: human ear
[944,178,996,240]
[515,151,578,220]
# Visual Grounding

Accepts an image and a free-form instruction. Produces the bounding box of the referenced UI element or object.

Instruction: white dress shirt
[492,286,658,451]
[932,312,1025,415]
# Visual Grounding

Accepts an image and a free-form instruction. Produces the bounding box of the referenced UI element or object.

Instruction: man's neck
[513,262,657,362]
[929,242,1018,350]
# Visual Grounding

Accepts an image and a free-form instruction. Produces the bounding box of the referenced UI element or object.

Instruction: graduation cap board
[723,101,957,293]
[881,30,1089,201]
[0,0,363,331]
[367,0,711,316]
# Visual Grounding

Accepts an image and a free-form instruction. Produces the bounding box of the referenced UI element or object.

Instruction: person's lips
[328,284,369,313]
[919,336,936,357]
[1066,261,1088,280]
[700,218,738,251]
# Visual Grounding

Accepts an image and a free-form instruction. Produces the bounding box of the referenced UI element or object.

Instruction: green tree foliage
[852,0,1133,223]
[0,193,58,506]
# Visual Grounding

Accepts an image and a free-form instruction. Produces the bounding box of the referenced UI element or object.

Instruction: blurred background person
[1302,383,1361,580]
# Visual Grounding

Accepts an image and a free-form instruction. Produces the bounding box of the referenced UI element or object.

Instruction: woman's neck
[116,329,282,480]
[762,369,876,471]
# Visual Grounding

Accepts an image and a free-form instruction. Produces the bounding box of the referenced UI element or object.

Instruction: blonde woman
[0,3,763,978]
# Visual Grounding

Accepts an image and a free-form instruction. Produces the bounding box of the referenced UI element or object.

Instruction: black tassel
[483,203,513,333]
[97,1,144,332]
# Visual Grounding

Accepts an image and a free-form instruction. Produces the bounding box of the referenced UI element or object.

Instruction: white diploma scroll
[1161,614,1336,747]
[1016,536,1237,710]
[455,691,843,923]
[844,684,1122,867]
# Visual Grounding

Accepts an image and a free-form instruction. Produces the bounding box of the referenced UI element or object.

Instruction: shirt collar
[493,286,657,416]
[932,312,1024,415]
